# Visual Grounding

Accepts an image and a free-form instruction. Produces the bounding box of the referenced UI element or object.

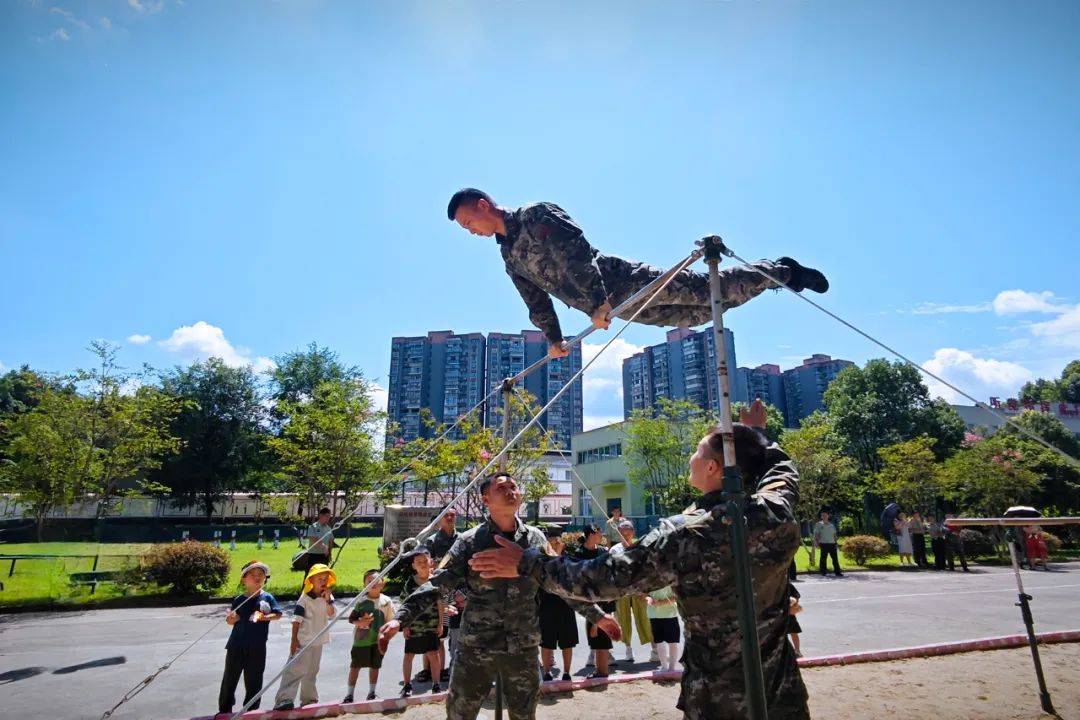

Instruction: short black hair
[318,507,331,516]
[363,569,380,581]
[582,523,602,538]
[703,423,771,484]
[447,188,494,220]
[479,471,514,495]
[544,525,565,539]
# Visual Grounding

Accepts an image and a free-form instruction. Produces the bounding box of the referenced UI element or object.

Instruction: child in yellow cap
[273,563,337,710]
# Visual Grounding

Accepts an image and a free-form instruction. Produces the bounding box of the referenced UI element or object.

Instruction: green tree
[1019,359,1080,403]
[995,410,1080,513]
[824,359,966,474]
[0,387,94,539]
[938,436,1040,517]
[625,398,714,515]
[0,365,52,463]
[869,436,941,514]
[781,415,859,524]
[269,377,384,516]
[151,359,267,519]
[74,342,182,524]
[269,343,359,423]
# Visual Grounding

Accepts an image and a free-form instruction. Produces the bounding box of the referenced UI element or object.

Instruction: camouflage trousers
[597,256,791,328]
[445,644,540,720]
[676,643,810,720]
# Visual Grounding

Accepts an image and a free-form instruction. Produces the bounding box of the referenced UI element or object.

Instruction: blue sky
[2,0,1078,428]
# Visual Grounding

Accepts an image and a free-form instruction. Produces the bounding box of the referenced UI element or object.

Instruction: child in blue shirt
[218,560,282,714]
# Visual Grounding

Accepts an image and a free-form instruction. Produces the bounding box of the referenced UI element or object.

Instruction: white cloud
[581,339,642,425]
[0,361,6,372]
[126,333,151,345]
[922,348,1033,404]
[1030,306,1080,349]
[42,27,70,41]
[992,290,1065,316]
[907,302,992,315]
[159,321,274,371]
[99,16,111,29]
[50,6,90,30]
[583,414,624,431]
[128,0,164,14]
[369,382,389,412]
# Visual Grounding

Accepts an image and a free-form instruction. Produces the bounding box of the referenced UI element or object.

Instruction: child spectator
[1025,526,1049,570]
[397,548,444,697]
[787,582,803,658]
[273,563,337,711]
[539,528,579,681]
[218,560,282,715]
[645,585,680,672]
[574,524,615,678]
[343,569,395,703]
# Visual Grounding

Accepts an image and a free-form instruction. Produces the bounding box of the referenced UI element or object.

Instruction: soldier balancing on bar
[468,413,811,720]
[378,473,621,720]
[447,188,829,359]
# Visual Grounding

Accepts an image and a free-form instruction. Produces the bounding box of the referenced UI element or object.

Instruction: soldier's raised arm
[506,266,564,345]
[745,444,801,532]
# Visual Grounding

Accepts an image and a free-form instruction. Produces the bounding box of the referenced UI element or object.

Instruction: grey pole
[493,379,514,720]
[1007,533,1055,714]
[700,235,769,720]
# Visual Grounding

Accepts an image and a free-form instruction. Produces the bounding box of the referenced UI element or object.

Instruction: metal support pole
[701,235,769,720]
[493,379,513,720]
[1007,533,1055,715]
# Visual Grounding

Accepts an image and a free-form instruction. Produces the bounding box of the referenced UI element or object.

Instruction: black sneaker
[561,672,572,682]
[342,694,354,704]
[431,683,442,693]
[366,691,377,701]
[776,257,829,293]
[414,669,431,683]
[440,668,450,683]
[401,682,413,698]
[273,701,294,711]
[542,670,554,682]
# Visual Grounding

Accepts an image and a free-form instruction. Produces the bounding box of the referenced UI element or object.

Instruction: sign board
[382,504,441,547]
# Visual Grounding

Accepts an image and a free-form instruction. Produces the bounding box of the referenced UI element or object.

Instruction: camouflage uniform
[497,202,793,343]
[518,442,810,720]
[395,516,607,720]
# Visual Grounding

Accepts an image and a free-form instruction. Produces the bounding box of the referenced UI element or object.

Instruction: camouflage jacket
[395,515,606,651]
[399,574,442,636]
[519,443,808,719]
[497,202,609,344]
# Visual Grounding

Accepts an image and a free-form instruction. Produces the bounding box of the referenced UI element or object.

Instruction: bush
[959,528,996,557]
[141,541,230,595]
[838,517,857,536]
[840,535,892,566]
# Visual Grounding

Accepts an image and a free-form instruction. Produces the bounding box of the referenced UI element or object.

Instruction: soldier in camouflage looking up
[378,472,621,720]
[447,188,829,359]
[468,419,811,720]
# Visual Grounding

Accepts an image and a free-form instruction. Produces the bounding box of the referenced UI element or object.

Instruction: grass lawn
[0,538,381,608]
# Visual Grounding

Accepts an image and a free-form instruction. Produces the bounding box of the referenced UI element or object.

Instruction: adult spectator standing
[928,516,947,570]
[910,511,929,568]
[294,508,335,584]
[425,506,459,560]
[943,514,969,572]
[610,519,655,662]
[605,507,625,545]
[812,510,843,577]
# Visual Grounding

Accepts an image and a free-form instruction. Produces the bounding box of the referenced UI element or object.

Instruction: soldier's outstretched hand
[596,614,622,642]
[591,300,613,330]
[469,534,524,578]
[377,619,400,654]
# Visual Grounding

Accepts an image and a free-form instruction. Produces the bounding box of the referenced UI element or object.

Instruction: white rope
[722,246,1080,470]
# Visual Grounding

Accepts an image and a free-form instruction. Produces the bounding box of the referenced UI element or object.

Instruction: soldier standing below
[378,473,620,720]
[447,188,829,359]
[468,423,811,720]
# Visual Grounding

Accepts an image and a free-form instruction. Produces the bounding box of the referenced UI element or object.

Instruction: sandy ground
[361,644,1080,720]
